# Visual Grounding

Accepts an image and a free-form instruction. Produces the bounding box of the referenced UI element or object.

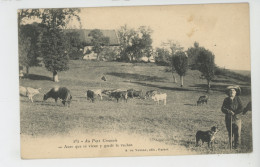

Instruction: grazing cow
[197,95,209,106]
[43,87,72,107]
[109,91,128,103]
[151,93,167,105]
[127,89,144,99]
[86,89,102,102]
[145,90,158,99]
[20,86,41,102]
[243,101,252,114]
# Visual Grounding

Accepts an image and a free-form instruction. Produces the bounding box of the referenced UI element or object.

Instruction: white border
[0,0,259,167]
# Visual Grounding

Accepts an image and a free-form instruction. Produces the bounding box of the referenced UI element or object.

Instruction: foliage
[155,41,184,66]
[117,25,153,62]
[172,51,188,87]
[18,8,81,81]
[64,31,84,60]
[195,48,216,89]
[40,8,81,29]
[186,41,201,69]
[41,29,70,73]
[172,51,188,77]
[18,23,47,73]
[88,29,110,60]
[99,46,120,61]
[154,48,171,66]
[18,9,41,27]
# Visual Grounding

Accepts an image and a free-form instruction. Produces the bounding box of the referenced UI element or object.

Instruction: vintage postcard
[19,3,251,159]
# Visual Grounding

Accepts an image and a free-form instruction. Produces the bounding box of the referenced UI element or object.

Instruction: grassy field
[20,60,252,155]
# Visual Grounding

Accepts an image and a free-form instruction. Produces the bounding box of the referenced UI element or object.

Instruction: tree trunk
[53,70,59,82]
[180,75,184,87]
[171,71,177,83]
[26,66,29,76]
[207,80,211,89]
[207,80,211,93]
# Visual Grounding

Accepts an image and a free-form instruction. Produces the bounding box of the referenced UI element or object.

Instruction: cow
[87,89,102,102]
[151,93,167,105]
[127,89,145,99]
[109,91,128,103]
[20,86,41,102]
[43,87,72,107]
[197,95,209,106]
[145,90,158,99]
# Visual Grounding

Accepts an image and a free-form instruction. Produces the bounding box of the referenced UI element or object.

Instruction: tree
[196,48,216,91]
[18,23,46,75]
[65,31,84,60]
[187,41,201,69]
[155,47,171,66]
[155,41,184,83]
[172,51,188,87]
[41,29,70,82]
[18,8,81,82]
[117,25,153,62]
[88,29,110,60]
[40,8,81,82]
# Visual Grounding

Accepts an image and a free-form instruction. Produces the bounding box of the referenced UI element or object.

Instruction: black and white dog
[196,126,219,148]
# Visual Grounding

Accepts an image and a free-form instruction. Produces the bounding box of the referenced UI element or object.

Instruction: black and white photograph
[17,3,253,159]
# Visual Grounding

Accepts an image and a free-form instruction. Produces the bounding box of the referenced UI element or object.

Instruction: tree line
[18,9,216,92]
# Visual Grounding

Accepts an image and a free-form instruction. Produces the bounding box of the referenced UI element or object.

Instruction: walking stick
[230,114,232,150]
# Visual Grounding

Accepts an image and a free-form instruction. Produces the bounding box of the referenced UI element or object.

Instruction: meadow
[20,60,252,155]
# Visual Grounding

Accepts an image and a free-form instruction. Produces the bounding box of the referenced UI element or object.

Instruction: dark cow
[127,89,144,99]
[197,95,209,106]
[43,87,72,107]
[109,91,128,103]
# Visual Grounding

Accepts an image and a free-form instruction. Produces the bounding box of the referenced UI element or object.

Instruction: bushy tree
[88,29,110,60]
[172,51,188,87]
[117,25,153,62]
[196,48,216,91]
[18,23,47,75]
[65,31,84,60]
[40,8,80,82]
[186,41,201,69]
[99,47,119,61]
[155,48,171,66]
[18,8,81,82]
[155,41,184,83]
[41,29,70,82]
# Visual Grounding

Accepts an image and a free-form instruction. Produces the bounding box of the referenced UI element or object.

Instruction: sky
[72,3,250,70]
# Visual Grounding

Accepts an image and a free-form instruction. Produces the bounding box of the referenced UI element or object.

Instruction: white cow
[20,86,41,102]
[151,93,167,105]
[86,89,103,102]
[92,89,103,100]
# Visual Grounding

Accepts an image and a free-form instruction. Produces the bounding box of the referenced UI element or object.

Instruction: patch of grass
[215,67,251,83]
[20,60,252,155]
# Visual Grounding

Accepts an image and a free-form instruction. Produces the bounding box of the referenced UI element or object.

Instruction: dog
[196,126,219,148]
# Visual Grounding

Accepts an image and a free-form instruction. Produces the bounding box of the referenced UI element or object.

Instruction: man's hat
[226,85,241,96]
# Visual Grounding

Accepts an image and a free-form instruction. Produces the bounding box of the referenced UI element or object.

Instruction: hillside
[20,60,252,157]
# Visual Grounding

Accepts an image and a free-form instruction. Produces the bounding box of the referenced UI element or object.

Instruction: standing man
[221,85,243,149]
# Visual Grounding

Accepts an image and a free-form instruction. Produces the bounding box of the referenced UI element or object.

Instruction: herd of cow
[20,85,209,107]
[19,86,175,106]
